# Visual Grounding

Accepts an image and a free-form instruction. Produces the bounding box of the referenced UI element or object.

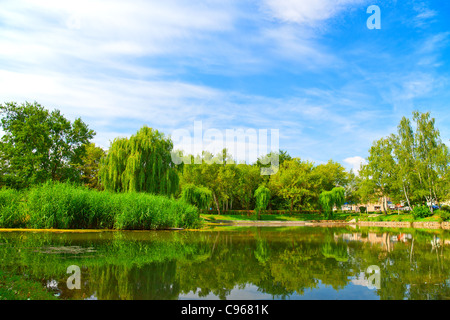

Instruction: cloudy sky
[1,0,449,172]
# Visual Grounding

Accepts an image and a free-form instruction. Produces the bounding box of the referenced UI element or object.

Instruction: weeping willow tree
[99,126,180,196]
[319,187,346,219]
[254,185,271,220]
[180,183,212,211]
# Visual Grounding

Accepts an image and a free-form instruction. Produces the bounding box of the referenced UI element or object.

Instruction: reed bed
[0,182,201,230]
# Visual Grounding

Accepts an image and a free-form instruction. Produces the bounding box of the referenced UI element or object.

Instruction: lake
[1,226,449,300]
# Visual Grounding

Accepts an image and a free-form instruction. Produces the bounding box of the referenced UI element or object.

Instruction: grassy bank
[0,182,201,230]
[357,212,444,223]
[201,211,449,223]
[201,212,360,222]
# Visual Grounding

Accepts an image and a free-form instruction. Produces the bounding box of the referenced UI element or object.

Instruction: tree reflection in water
[0,227,449,300]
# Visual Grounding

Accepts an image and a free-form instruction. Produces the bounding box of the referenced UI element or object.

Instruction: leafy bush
[436,209,450,222]
[440,205,450,213]
[412,205,432,219]
[359,206,367,214]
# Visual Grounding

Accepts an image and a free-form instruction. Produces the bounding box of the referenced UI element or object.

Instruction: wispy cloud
[260,0,366,26]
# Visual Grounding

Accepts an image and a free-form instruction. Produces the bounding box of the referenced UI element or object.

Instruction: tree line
[1,102,448,215]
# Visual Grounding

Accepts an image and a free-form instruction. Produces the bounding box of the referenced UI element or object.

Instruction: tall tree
[99,126,180,196]
[268,158,316,211]
[411,111,449,212]
[344,170,362,211]
[0,101,95,188]
[360,111,449,213]
[313,160,348,192]
[319,187,345,219]
[79,143,106,190]
[236,164,262,210]
[254,185,271,220]
[360,136,397,214]
[391,117,416,209]
[180,151,222,214]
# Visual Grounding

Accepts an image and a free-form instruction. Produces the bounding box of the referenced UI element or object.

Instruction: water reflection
[0,227,450,300]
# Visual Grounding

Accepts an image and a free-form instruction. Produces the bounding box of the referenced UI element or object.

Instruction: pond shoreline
[210,219,450,230]
[1,220,450,232]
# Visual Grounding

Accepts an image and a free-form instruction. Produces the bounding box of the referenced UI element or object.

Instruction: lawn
[357,212,443,222]
[201,212,361,222]
[201,211,446,223]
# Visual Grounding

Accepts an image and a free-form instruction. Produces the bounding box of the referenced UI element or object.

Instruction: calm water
[1,226,449,300]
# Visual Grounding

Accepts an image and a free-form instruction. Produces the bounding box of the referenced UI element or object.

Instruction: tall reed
[0,188,27,228]
[0,182,201,230]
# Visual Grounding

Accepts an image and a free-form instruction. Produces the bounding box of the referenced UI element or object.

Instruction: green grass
[357,212,443,222]
[0,182,202,230]
[202,211,447,223]
[201,212,361,222]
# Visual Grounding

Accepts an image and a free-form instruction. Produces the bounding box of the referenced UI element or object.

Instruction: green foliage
[180,183,212,211]
[100,126,179,196]
[78,143,106,190]
[332,187,346,209]
[113,193,200,230]
[359,136,397,214]
[254,185,271,211]
[319,191,333,216]
[26,181,116,229]
[0,182,201,230]
[254,185,271,220]
[269,159,316,211]
[437,210,450,222]
[0,188,27,228]
[319,187,346,219]
[440,205,450,213]
[412,205,432,219]
[0,101,95,189]
[359,206,367,214]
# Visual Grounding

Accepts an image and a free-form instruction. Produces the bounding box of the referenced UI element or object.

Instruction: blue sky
[1,0,449,172]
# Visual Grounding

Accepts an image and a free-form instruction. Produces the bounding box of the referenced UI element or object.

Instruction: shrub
[437,209,450,222]
[440,205,450,213]
[412,205,432,219]
[359,206,367,214]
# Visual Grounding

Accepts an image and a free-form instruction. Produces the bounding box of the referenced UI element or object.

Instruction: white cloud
[0,69,226,145]
[412,2,438,27]
[261,0,365,25]
[0,0,237,74]
[343,156,367,174]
